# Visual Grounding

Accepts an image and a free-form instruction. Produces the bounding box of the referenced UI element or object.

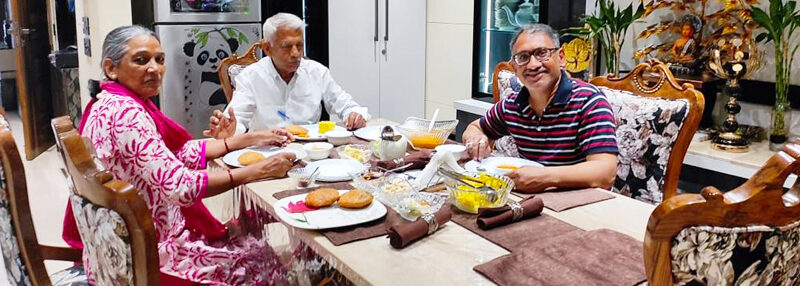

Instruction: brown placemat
[449,205,583,252]
[273,183,408,246]
[514,188,616,212]
[474,229,646,286]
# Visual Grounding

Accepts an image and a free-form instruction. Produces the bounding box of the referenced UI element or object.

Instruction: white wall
[424,0,474,121]
[74,0,132,109]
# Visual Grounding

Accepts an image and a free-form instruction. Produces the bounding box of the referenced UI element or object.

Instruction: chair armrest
[40,245,82,262]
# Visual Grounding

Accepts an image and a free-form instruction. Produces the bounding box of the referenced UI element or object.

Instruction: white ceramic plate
[304,159,366,182]
[222,146,306,168]
[352,125,392,141]
[464,156,543,175]
[275,190,387,230]
[294,124,347,141]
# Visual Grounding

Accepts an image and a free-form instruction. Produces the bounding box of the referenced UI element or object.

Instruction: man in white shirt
[204,13,370,139]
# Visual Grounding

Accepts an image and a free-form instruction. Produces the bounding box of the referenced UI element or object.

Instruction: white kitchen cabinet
[329,0,426,123]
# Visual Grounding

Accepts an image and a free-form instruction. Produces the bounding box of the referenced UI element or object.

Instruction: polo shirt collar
[513,69,573,108]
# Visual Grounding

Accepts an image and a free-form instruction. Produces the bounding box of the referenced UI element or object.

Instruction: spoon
[427,108,440,132]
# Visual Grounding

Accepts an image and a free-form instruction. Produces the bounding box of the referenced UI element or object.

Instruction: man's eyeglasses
[512,47,559,66]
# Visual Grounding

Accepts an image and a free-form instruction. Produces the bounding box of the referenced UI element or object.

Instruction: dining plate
[464,156,543,175]
[275,190,387,230]
[222,146,306,168]
[294,124,347,141]
[353,125,392,141]
[304,159,366,182]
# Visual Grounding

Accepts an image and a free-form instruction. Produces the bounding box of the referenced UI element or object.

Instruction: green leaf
[226,28,237,39]
[633,2,645,20]
[238,32,249,45]
[198,33,209,48]
[756,32,769,42]
[751,7,773,31]
[788,1,797,15]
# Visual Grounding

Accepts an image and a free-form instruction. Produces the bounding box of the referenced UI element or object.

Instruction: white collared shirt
[225,57,370,134]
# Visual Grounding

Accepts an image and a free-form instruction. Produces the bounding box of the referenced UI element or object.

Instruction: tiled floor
[2,111,74,281]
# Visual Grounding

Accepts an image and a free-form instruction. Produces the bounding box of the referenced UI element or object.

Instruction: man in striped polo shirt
[462,24,618,192]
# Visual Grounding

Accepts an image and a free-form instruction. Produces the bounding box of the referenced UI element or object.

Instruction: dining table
[203,118,657,286]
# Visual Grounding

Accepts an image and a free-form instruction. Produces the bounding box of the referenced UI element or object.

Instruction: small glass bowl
[336,144,373,164]
[287,168,317,189]
[443,172,514,214]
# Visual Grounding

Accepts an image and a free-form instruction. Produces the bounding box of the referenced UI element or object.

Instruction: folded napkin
[387,208,452,249]
[477,196,544,230]
[374,149,434,171]
[514,188,616,212]
[413,150,464,190]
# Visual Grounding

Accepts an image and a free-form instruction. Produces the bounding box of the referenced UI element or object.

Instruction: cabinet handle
[374,0,379,42]
[384,0,389,42]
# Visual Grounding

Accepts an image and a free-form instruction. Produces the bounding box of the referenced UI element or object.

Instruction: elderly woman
[61,25,295,285]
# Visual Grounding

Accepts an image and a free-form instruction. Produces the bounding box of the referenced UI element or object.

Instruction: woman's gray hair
[262,13,305,43]
[510,23,560,52]
[101,25,158,77]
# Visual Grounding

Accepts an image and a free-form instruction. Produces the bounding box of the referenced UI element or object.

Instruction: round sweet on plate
[238,151,266,166]
[338,189,374,209]
[305,188,340,208]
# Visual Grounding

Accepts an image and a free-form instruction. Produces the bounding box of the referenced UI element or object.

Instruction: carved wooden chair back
[0,125,85,286]
[59,130,160,285]
[590,59,704,204]
[644,141,800,285]
[218,42,262,103]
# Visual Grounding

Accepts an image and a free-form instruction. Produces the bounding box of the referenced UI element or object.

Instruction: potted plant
[751,0,800,149]
[563,0,644,76]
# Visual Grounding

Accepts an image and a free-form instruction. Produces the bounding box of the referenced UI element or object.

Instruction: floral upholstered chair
[218,42,262,103]
[58,129,160,285]
[644,141,800,285]
[590,59,704,204]
[0,125,87,286]
[490,59,704,204]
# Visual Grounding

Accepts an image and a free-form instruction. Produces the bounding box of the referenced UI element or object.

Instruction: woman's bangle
[223,138,231,153]
[226,169,235,188]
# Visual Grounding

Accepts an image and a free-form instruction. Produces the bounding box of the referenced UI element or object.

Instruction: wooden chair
[492,61,518,103]
[591,59,704,204]
[0,125,87,286]
[58,129,160,285]
[218,42,262,103]
[489,59,704,204]
[644,141,800,285]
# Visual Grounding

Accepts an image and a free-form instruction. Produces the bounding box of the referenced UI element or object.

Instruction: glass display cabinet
[471,0,586,100]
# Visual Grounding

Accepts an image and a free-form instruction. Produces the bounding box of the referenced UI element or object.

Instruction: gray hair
[263,13,306,43]
[510,23,560,53]
[101,25,158,77]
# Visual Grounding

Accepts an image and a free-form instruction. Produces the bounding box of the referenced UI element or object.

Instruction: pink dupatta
[62,81,226,249]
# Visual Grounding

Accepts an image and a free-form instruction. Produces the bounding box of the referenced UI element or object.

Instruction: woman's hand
[246,152,296,180]
[249,128,295,147]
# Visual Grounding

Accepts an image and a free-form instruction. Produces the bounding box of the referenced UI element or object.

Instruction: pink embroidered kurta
[81,90,287,285]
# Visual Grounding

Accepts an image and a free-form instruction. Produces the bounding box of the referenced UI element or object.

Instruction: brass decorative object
[707,36,761,152]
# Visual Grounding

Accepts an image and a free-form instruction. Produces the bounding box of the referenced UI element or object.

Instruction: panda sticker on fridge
[156,24,261,137]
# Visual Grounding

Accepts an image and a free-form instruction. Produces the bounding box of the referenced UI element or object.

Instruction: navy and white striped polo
[479,71,618,166]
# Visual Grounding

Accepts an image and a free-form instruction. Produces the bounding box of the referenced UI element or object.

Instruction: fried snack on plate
[305,188,340,208]
[237,151,266,166]
[287,125,309,136]
[338,189,373,209]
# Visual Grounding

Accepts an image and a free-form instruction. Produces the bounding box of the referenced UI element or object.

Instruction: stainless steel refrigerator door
[155,0,261,23]
[156,23,262,137]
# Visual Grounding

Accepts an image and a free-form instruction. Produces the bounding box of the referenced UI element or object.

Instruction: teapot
[499,0,537,29]
[371,126,408,161]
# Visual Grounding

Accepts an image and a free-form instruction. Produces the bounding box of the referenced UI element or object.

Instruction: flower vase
[769,101,791,151]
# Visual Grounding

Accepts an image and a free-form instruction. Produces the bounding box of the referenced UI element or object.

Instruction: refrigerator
[154,0,262,137]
